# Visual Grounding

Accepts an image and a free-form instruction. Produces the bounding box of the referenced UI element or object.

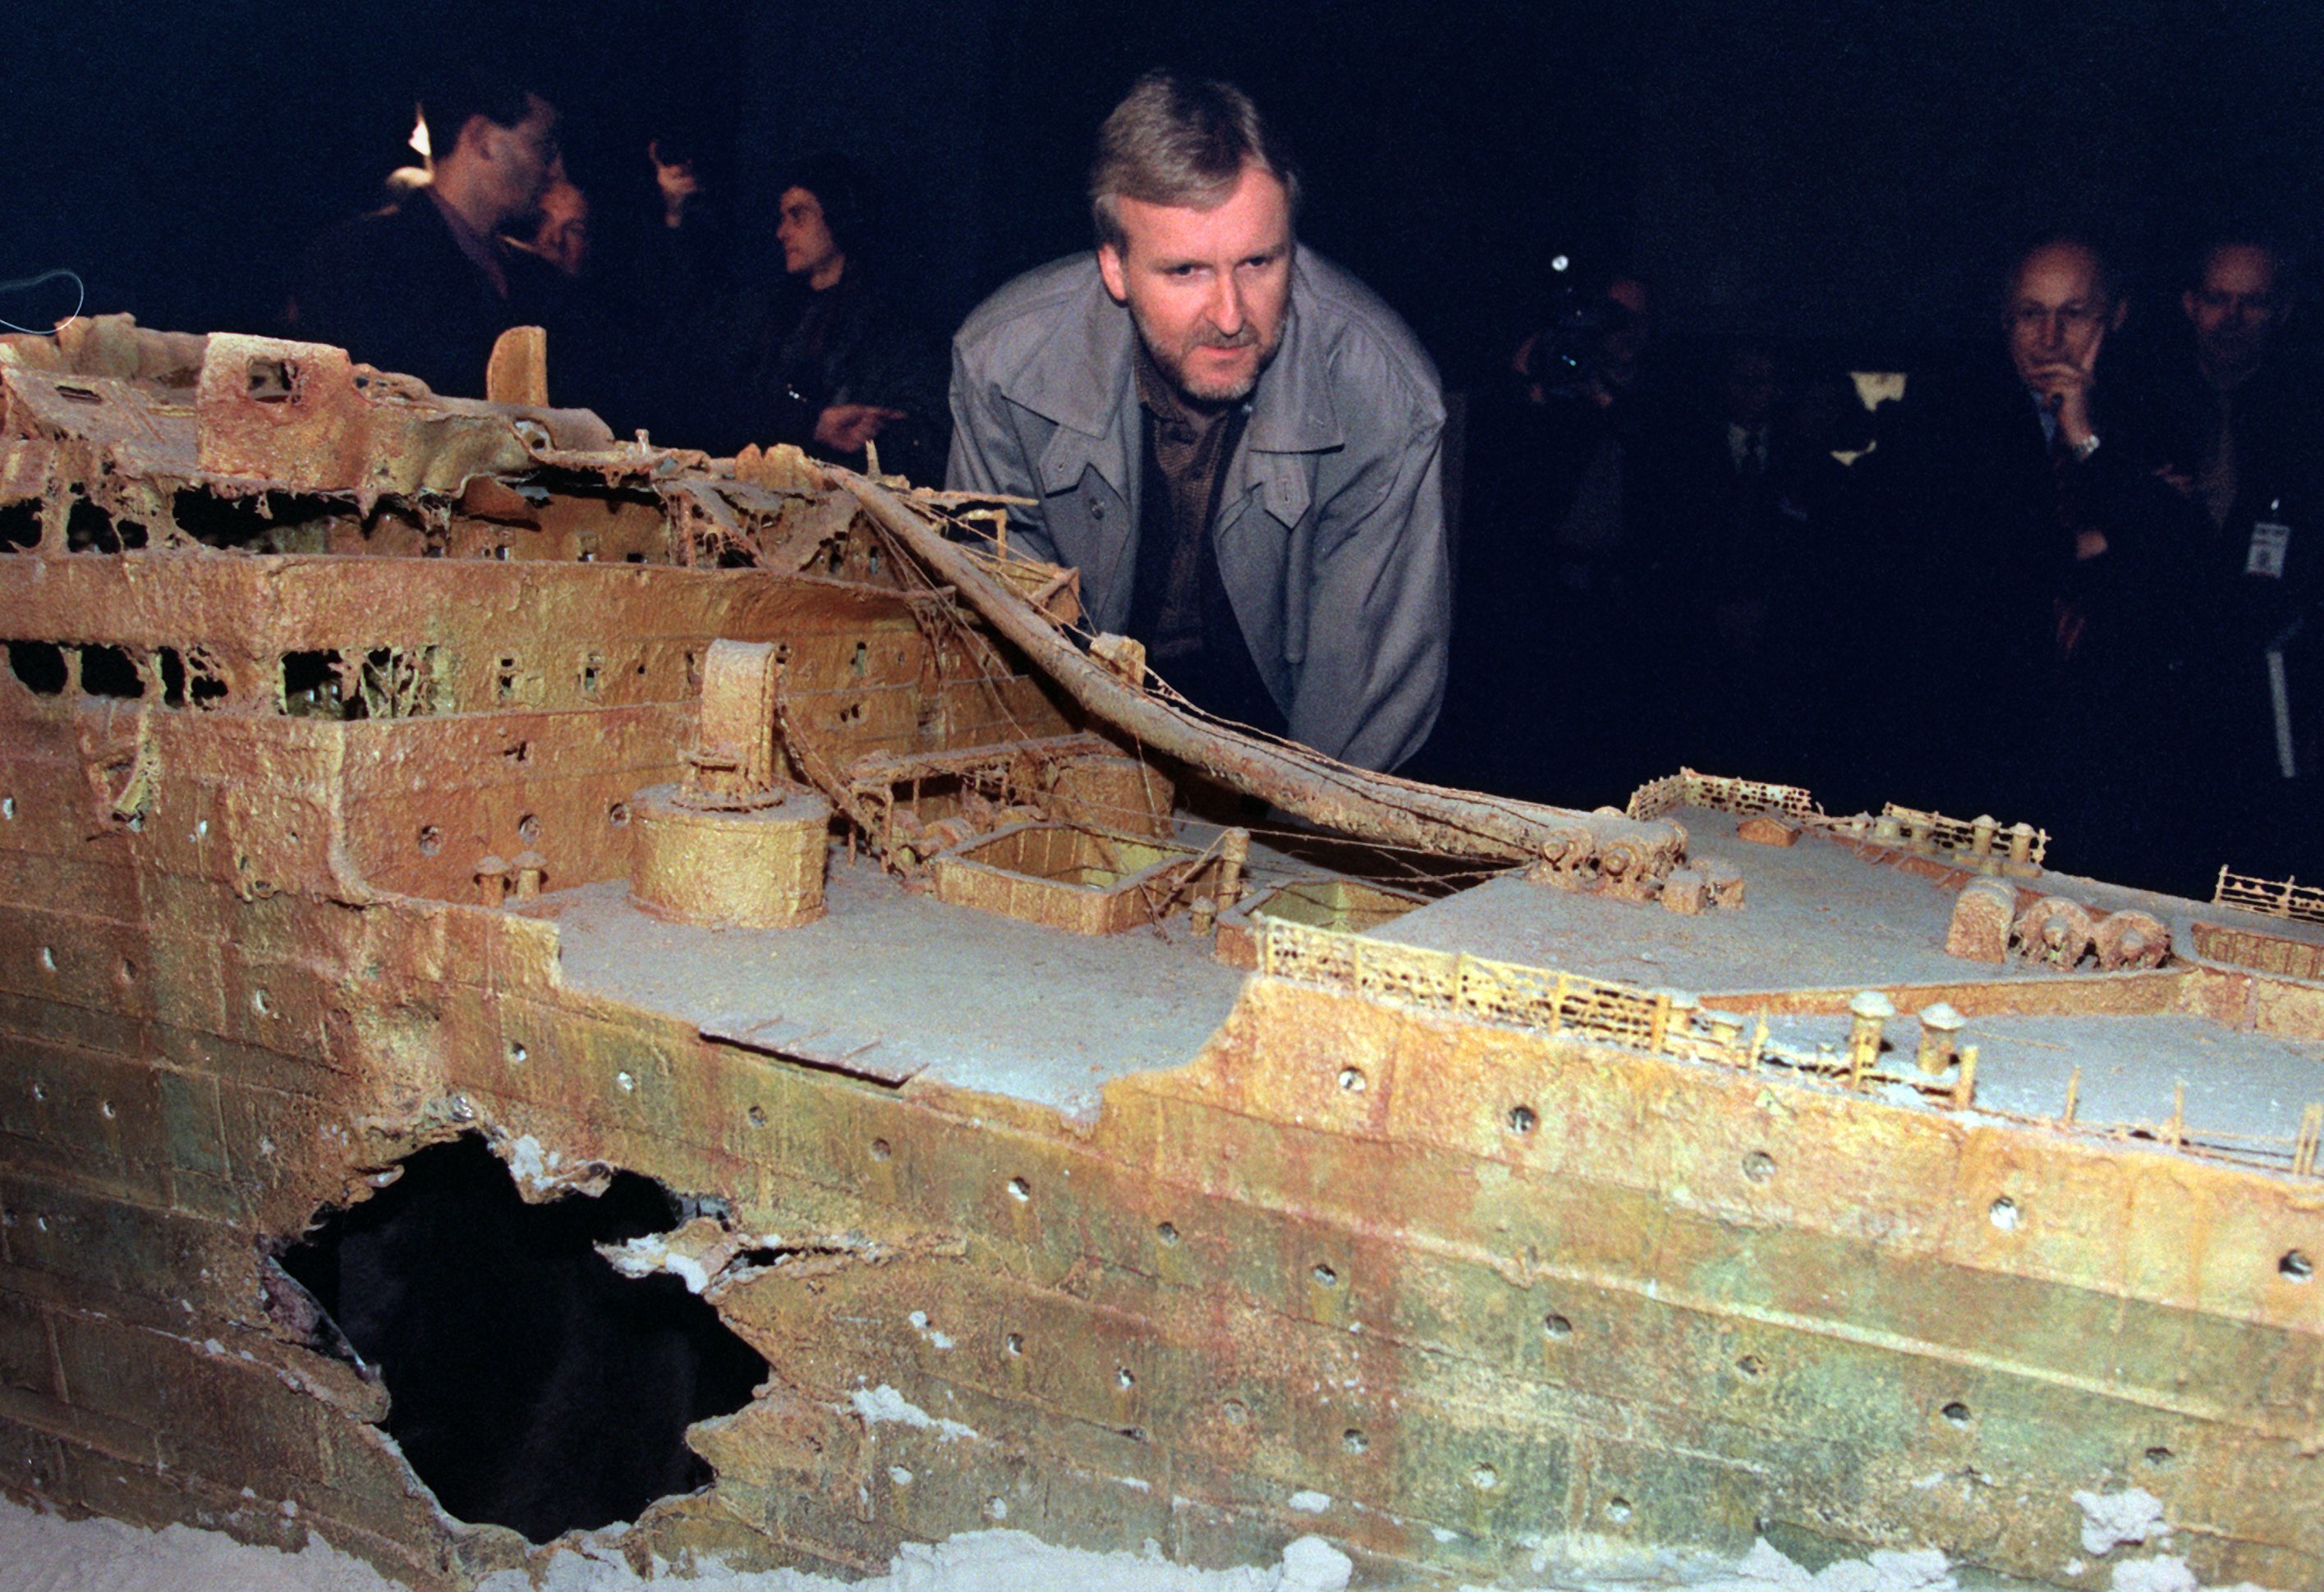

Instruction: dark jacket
[739,269,947,479]
[290,195,557,398]
[1853,355,2209,880]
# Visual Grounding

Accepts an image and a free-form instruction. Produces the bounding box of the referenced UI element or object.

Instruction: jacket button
[1091,503,1105,521]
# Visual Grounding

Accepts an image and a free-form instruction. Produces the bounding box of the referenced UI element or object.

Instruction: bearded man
[946,72,1449,771]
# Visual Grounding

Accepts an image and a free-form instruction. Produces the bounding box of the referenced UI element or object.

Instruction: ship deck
[1382,803,2324,1146]
[537,802,2324,1153]
[540,851,1247,1121]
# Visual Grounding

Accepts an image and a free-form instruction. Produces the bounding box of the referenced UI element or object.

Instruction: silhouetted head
[416,66,559,234]
[2184,236,2293,391]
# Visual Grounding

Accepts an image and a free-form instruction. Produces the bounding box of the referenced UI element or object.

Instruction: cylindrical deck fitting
[1915,1002,1965,1076]
[1848,990,1895,1087]
[1216,826,1252,909]
[2007,822,2037,869]
[629,781,832,929]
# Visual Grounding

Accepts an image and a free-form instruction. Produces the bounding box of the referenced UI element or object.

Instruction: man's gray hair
[1089,71,1300,250]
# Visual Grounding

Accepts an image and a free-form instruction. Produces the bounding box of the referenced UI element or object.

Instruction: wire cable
[0,268,85,336]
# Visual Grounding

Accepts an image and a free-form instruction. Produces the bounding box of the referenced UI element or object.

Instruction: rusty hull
[2,321,2322,1590]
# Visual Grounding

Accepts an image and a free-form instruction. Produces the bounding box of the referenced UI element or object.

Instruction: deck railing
[1257,918,2320,1180]
[1624,768,2047,874]
[2214,867,2324,926]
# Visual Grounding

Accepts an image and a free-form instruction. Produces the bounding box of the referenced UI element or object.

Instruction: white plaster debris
[2110,1558,2198,1592]
[0,1494,406,1592]
[9,1508,1364,1592]
[604,1233,713,1295]
[849,1383,980,1442]
[1279,1535,1353,1590]
[2075,1487,2169,1554]
[1286,1489,1333,1513]
[1480,1535,1960,1592]
[0,1498,2299,1592]
[503,1133,553,1192]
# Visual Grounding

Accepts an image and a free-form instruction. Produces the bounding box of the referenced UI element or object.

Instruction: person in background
[2143,234,2324,881]
[525,168,590,281]
[1853,234,2207,889]
[1430,269,1669,801]
[710,156,946,477]
[290,67,561,397]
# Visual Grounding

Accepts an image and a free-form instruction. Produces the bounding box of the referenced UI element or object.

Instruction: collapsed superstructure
[1,317,2320,1590]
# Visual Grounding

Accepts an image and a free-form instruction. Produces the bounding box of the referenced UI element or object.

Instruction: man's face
[1096,162,1293,406]
[474,94,560,227]
[2005,242,2119,392]
[2183,244,2285,389]
[778,187,843,281]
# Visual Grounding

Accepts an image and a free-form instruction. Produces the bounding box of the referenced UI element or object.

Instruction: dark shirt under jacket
[290,194,556,399]
[1123,341,1280,737]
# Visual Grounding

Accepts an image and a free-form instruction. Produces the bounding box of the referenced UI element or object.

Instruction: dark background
[10,0,2324,383]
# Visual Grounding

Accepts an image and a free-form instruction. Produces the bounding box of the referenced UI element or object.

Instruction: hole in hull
[277,1134,766,1543]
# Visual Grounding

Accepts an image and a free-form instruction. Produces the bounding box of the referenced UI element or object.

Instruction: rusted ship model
[2,316,2322,1590]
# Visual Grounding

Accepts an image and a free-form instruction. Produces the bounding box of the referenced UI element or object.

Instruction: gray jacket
[945,247,1449,771]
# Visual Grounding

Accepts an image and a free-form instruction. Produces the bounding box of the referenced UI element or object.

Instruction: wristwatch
[2070,433,2101,463]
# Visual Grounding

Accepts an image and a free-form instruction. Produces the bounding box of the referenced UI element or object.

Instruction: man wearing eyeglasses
[2004,239,2124,516]
[1853,235,2207,889]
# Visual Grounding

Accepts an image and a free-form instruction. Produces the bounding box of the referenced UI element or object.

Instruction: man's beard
[1136,314,1279,405]
[2202,331,2265,384]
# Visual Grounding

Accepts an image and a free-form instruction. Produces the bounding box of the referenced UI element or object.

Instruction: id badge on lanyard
[2247,516,2291,580]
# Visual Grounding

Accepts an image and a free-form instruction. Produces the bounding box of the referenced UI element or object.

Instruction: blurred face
[2183,244,2285,389]
[778,186,843,282]
[2005,242,2117,391]
[1096,163,1293,405]
[471,95,560,227]
[534,179,589,278]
